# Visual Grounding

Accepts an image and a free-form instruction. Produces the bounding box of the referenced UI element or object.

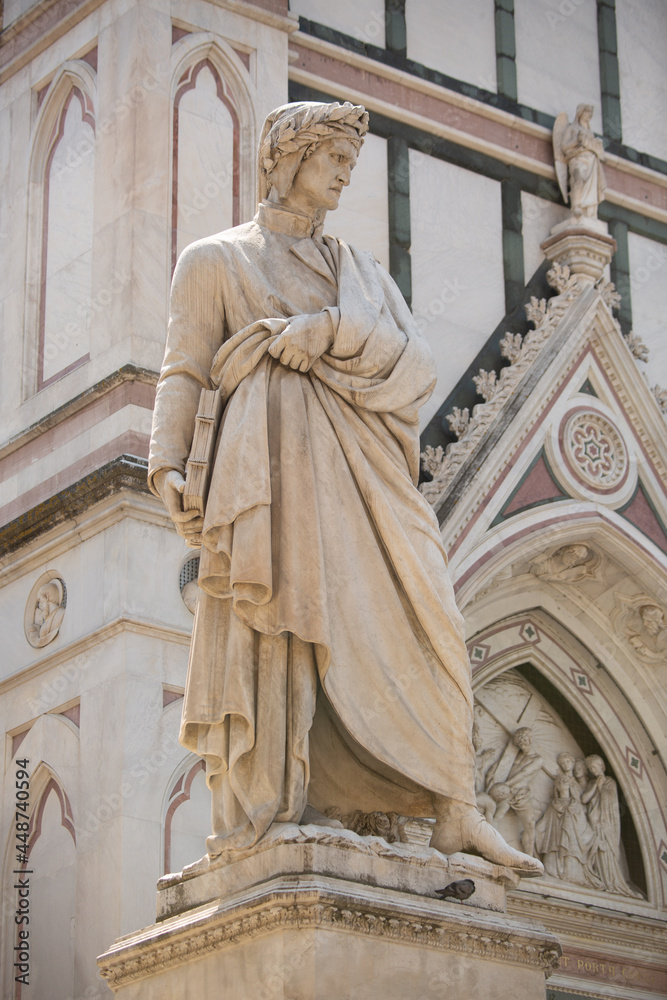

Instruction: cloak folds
[149,207,476,850]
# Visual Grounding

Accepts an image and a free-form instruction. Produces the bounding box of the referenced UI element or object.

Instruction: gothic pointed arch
[2,764,76,1000]
[162,755,207,875]
[169,34,257,273]
[468,609,666,905]
[23,61,97,397]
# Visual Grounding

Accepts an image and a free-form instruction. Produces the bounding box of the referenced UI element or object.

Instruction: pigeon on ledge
[434,879,476,901]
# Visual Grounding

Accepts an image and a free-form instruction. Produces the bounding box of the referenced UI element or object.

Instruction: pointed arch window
[38,87,95,389]
[12,777,76,999]
[171,59,240,271]
[163,758,208,875]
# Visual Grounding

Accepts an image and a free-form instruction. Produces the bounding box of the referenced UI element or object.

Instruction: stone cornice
[0,365,157,464]
[0,488,171,580]
[209,0,298,33]
[0,612,190,699]
[0,452,151,557]
[0,0,298,84]
[98,878,561,988]
[509,891,667,960]
[0,0,105,85]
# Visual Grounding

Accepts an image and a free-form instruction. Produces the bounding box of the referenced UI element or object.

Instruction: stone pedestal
[541,221,616,285]
[97,825,560,999]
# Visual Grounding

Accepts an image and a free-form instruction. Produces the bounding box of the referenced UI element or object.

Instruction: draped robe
[149,202,476,850]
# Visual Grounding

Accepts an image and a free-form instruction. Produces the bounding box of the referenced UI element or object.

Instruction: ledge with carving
[99,870,561,989]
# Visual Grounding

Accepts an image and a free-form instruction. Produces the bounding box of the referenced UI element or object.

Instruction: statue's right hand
[154,470,204,541]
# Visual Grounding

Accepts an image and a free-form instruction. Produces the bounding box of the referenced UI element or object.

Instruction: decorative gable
[420,225,667,584]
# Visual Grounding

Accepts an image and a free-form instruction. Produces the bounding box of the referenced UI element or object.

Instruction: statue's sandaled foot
[431,806,544,877]
[206,833,227,858]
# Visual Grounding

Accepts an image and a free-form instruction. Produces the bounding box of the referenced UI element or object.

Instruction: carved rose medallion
[563,410,628,491]
[548,402,636,506]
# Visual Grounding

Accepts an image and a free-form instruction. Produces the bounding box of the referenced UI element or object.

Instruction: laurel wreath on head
[261,102,369,177]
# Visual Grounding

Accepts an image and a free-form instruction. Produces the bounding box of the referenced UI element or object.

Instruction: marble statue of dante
[553,103,607,219]
[148,100,542,876]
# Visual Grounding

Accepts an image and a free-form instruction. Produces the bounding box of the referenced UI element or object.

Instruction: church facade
[0,1,665,997]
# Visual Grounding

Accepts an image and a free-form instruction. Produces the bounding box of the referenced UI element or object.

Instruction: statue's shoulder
[174,222,261,274]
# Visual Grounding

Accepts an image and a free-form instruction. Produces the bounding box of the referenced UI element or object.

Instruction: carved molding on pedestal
[540,229,616,287]
[98,880,561,989]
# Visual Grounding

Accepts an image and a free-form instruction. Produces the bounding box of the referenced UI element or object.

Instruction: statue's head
[257,101,369,217]
[575,103,594,126]
[37,580,62,612]
[557,751,575,772]
[639,603,664,635]
[512,727,533,751]
[585,754,605,776]
[488,782,511,802]
[559,543,589,568]
[573,758,587,780]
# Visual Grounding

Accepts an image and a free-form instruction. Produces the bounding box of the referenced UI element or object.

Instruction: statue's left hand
[268,312,334,372]
[154,469,204,542]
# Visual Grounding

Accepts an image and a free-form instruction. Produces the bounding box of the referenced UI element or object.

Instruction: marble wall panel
[616,0,667,161]
[409,151,504,427]
[514,0,602,131]
[521,191,569,282]
[42,96,95,385]
[627,231,667,389]
[176,65,236,259]
[290,0,386,47]
[406,0,497,92]
[1,86,30,423]
[329,133,389,270]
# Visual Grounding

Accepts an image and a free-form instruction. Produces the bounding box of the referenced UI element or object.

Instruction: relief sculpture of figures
[553,104,607,220]
[483,727,543,857]
[148,101,544,876]
[535,753,602,888]
[581,755,642,897]
[531,543,601,584]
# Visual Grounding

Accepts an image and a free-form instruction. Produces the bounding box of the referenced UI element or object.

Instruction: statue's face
[562,544,588,567]
[587,757,604,776]
[640,605,663,634]
[514,730,532,751]
[286,137,358,216]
